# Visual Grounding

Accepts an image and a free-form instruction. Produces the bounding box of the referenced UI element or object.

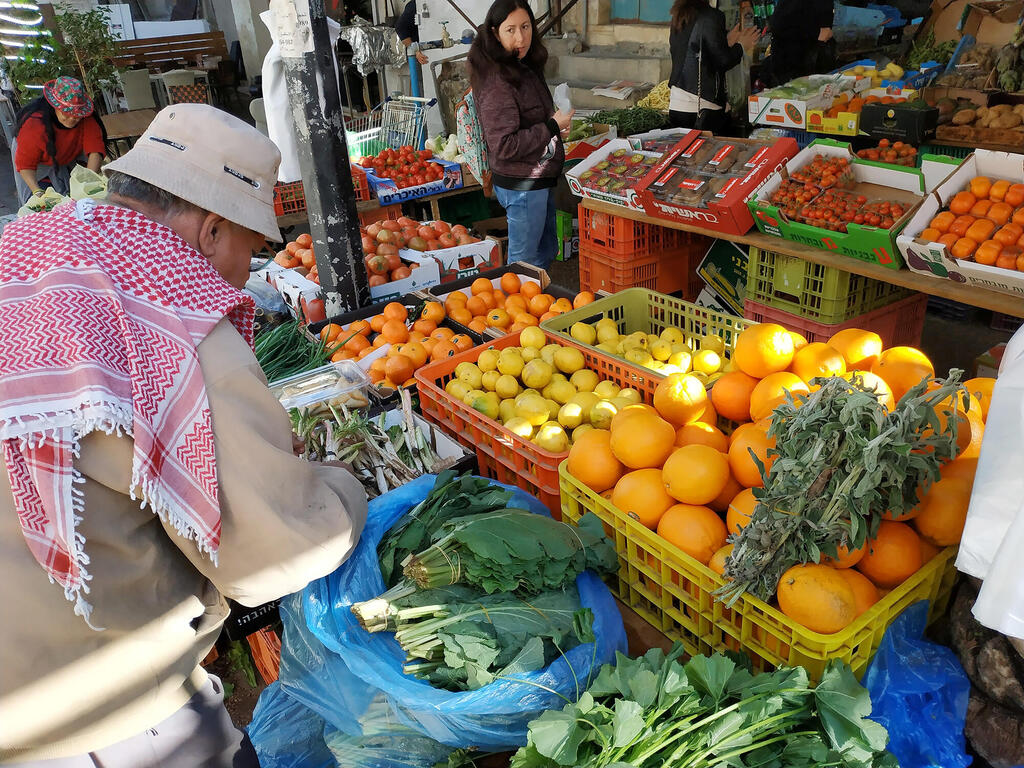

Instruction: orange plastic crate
[358,204,403,228]
[743,292,928,348]
[579,204,668,258]
[415,330,655,516]
[272,181,305,216]
[579,244,703,299]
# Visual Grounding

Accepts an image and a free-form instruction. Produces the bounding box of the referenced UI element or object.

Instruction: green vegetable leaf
[530,709,591,766]
[611,698,645,748]
[815,660,890,764]
[684,653,737,705]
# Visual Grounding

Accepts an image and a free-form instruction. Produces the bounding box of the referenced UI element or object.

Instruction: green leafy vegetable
[586,107,667,136]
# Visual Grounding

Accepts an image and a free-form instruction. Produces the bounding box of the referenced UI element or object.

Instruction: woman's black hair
[670,0,709,30]
[14,95,108,163]
[468,0,548,92]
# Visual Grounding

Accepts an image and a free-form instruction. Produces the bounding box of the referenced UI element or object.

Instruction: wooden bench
[112,31,229,70]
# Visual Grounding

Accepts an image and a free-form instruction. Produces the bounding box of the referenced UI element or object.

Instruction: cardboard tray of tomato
[359,155,464,206]
[632,131,799,236]
[748,139,928,269]
[565,139,663,210]
[896,150,1024,299]
[399,224,502,283]
[254,261,326,324]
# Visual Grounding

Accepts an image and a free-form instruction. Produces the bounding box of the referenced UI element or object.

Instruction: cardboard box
[626,128,692,152]
[363,159,463,205]
[565,138,660,211]
[806,109,861,137]
[921,0,1023,45]
[563,124,617,162]
[697,239,749,314]
[896,150,1024,298]
[695,287,739,315]
[748,75,870,130]
[401,237,502,283]
[748,139,928,269]
[368,252,442,301]
[556,210,579,262]
[633,131,800,236]
[256,262,326,323]
[860,102,939,143]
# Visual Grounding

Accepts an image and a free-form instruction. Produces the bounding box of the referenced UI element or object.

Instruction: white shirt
[669,85,724,113]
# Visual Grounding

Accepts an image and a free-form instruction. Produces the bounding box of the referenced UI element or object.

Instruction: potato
[977,106,990,121]
[952,109,977,125]
[1014,104,1024,118]
[991,104,1013,116]
[994,113,1023,129]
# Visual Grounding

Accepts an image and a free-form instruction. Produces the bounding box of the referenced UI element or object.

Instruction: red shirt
[15,113,105,172]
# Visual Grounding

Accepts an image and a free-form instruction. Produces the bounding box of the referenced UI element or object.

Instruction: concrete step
[557,80,647,111]
[548,44,671,84]
[586,23,671,49]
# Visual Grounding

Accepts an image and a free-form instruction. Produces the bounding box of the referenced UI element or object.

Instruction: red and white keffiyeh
[0,200,254,626]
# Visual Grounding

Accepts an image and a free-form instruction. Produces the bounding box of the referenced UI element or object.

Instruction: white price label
[270,0,314,58]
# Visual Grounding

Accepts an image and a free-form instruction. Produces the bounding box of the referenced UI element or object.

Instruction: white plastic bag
[69,165,107,201]
[553,82,572,114]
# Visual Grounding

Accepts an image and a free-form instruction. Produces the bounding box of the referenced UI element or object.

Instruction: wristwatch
[32,188,44,198]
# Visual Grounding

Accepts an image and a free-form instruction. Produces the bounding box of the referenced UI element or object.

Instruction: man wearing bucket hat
[11,76,108,204]
[0,104,367,764]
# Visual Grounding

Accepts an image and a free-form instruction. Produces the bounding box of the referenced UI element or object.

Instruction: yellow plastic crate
[560,462,958,682]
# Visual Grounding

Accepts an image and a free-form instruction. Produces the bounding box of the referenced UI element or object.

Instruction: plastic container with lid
[269,360,370,412]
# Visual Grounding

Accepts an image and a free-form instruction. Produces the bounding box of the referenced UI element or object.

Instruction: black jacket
[669,6,743,110]
[767,0,835,84]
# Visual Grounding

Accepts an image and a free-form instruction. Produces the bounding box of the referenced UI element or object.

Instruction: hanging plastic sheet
[339,17,406,77]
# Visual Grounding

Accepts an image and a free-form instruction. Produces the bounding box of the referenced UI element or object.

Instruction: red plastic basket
[743,292,929,348]
[358,204,403,228]
[580,244,704,300]
[579,204,669,258]
[351,164,371,202]
[272,181,305,216]
[415,330,654,516]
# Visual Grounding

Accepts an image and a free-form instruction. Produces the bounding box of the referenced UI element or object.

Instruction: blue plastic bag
[253,474,627,755]
[864,601,972,768]
[247,682,334,768]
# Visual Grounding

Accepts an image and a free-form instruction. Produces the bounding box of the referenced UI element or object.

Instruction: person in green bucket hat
[11,76,108,204]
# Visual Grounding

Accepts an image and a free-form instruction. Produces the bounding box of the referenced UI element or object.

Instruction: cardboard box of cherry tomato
[897,149,1024,298]
[856,139,919,167]
[565,139,661,210]
[356,146,463,205]
[749,138,927,269]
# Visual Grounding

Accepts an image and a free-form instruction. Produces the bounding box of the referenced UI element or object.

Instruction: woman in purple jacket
[469,0,573,269]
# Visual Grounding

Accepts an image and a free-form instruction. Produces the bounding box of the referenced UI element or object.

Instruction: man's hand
[818,27,833,41]
[415,50,428,66]
[291,432,306,457]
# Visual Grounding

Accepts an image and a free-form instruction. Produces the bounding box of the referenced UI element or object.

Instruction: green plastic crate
[746,247,913,325]
[918,143,972,160]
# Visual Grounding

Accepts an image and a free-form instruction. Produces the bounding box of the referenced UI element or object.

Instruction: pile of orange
[567,319,994,635]
[441,272,595,336]
[917,176,1024,271]
[320,300,473,390]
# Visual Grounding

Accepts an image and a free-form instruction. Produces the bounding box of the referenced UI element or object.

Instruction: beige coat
[0,317,368,761]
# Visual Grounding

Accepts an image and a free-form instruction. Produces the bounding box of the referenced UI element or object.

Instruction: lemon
[520,325,546,350]
[476,348,500,373]
[498,398,517,423]
[495,373,521,400]
[480,369,500,391]
[472,392,500,420]
[590,399,619,430]
[648,361,667,372]
[462,388,486,406]
[553,346,585,374]
[497,349,524,378]
[570,322,597,346]
[547,379,577,405]
[504,416,535,439]
[596,342,619,355]
[661,327,685,345]
[707,371,725,385]
[558,401,586,429]
[650,339,672,362]
[692,349,722,375]
[700,334,726,356]
[723,358,739,372]
[521,346,540,362]
[667,350,692,373]
[514,392,549,426]
[621,331,648,352]
[572,424,595,442]
[618,387,641,405]
[568,391,600,420]
[595,318,619,344]
[551,373,568,384]
[594,380,620,400]
[521,359,554,390]
[690,371,709,385]
[446,379,470,401]
[625,348,654,368]
[569,369,599,392]
[540,344,561,366]
[544,398,561,421]
[535,422,569,453]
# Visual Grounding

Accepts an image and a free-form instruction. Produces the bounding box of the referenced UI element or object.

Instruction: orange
[445,290,468,306]
[656,503,728,565]
[469,318,489,334]
[749,372,809,421]
[567,429,624,493]
[492,289,507,307]
[344,333,370,353]
[402,341,428,368]
[824,538,867,569]
[696,398,717,425]
[573,291,596,309]
[384,354,415,385]
[521,281,541,300]
[451,334,474,352]
[319,322,343,342]
[505,295,527,315]
[372,335,389,348]
[609,410,676,469]
[919,538,942,563]
[412,319,438,335]
[369,357,387,375]
[912,476,971,546]
[539,311,558,322]
[940,456,978,485]
[728,422,776,488]
[777,563,857,634]
[421,301,445,323]
[709,474,742,514]
[430,327,455,341]
[470,277,493,295]
[368,367,385,384]
[662,444,731,505]
[330,348,355,362]
[791,342,846,384]
[430,340,458,361]
[369,314,387,333]
[499,272,521,295]
[841,370,895,411]
[478,292,497,311]
[654,373,708,426]
[553,298,574,314]
[963,377,995,421]
[925,385,985,460]
[871,347,934,403]
[486,308,511,329]
[788,331,809,352]
[675,422,728,453]
[465,296,488,317]
[382,302,408,322]
[836,569,879,617]
[734,323,796,378]
[381,319,409,344]
[528,294,553,317]
[856,520,922,589]
[610,404,658,431]
[711,371,760,423]
[709,544,734,576]
[515,313,539,327]
[726,487,757,534]
[612,468,676,529]
[449,307,473,326]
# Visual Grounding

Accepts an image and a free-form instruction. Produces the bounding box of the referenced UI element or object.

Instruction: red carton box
[632,131,799,236]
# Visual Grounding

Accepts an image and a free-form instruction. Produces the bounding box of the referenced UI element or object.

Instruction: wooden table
[580,197,1024,318]
[102,109,158,158]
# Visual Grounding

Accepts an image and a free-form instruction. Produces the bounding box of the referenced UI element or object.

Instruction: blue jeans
[493,185,558,269]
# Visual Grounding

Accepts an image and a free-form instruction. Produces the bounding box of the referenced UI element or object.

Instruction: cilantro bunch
[511,645,897,768]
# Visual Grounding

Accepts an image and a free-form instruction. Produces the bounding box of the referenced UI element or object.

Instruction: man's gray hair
[106,171,203,217]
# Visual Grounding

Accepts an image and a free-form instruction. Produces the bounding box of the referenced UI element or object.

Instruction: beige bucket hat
[105,103,284,241]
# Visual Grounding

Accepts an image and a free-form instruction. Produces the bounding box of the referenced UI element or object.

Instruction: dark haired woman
[668,0,759,132]
[12,76,107,204]
[469,0,572,269]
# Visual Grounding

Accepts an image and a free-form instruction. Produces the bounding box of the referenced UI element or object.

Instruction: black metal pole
[273,0,370,314]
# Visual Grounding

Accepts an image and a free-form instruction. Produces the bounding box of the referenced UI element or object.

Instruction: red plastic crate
[743,292,929,348]
[351,164,371,202]
[358,204,403,228]
[272,181,305,216]
[415,330,654,516]
[579,244,704,300]
[579,204,668,258]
